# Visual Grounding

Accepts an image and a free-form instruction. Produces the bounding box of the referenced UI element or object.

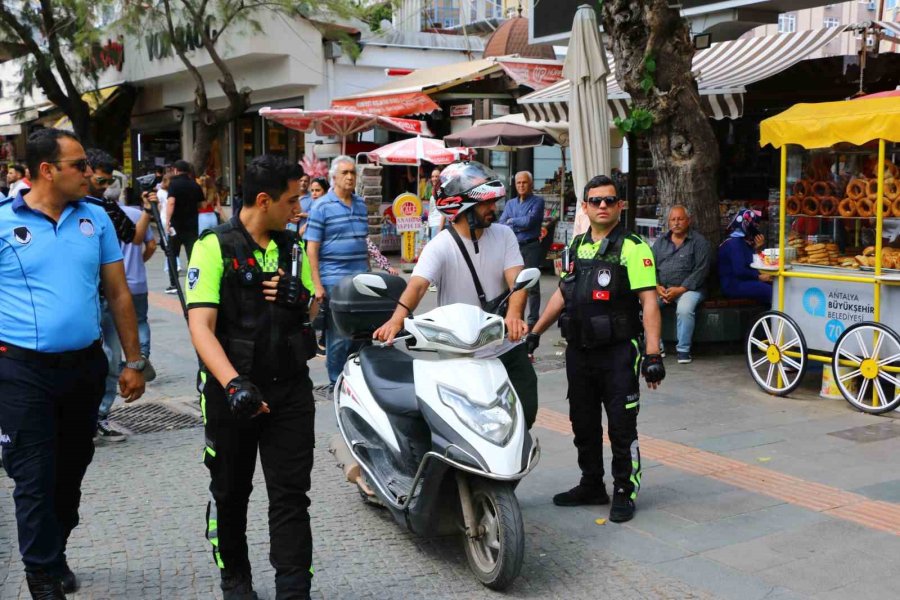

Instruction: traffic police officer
[528,174,665,523]
[186,155,318,600]
[0,128,146,599]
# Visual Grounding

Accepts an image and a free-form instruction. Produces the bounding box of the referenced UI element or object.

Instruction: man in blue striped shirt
[305,156,369,384]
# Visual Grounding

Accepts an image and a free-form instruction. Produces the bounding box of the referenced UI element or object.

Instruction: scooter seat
[358,345,419,416]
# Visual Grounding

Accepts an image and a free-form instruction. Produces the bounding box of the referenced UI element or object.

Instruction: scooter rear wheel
[463,479,524,590]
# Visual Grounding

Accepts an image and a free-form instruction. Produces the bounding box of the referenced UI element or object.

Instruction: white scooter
[329,269,542,590]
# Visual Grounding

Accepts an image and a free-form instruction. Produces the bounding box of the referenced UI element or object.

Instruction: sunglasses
[54,158,89,173]
[93,176,115,185]
[585,196,618,207]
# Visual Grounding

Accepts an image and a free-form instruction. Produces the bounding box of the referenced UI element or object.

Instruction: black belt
[519,238,540,245]
[0,339,102,368]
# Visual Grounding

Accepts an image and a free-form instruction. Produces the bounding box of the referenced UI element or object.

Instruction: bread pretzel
[866,178,879,198]
[802,196,820,216]
[786,195,802,216]
[812,181,831,198]
[819,196,838,217]
[792,180,809,197]
[838,197,856,218]
[892,197,900,218]
[847,178,867,200]
[857,197,874,218]
[885,180,900,201]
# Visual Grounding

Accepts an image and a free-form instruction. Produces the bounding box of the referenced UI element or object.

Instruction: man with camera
[528,175,665,523]
[373,161,539,429]
[186,155,318,600]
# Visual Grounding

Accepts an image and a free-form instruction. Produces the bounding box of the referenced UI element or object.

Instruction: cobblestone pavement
[0,408,709,600]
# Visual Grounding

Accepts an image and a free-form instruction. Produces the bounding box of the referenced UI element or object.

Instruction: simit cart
[748,94,900,414]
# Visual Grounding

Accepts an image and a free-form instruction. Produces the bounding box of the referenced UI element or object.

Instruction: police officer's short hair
[243,154,303,207]
[25,128,81,178]
[86,149,116,175]
[582,174,617,202]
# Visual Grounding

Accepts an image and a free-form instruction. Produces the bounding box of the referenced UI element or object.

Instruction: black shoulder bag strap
[447,224,489,308]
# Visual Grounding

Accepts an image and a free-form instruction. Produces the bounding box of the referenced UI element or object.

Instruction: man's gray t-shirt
[412,224,524,358]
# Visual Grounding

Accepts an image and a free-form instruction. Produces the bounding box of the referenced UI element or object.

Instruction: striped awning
[519,26,848,123]
[875,20,900,39]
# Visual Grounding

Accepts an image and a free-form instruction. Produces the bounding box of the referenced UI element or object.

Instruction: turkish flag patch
[592,290,610,301]
[643,258,653,267]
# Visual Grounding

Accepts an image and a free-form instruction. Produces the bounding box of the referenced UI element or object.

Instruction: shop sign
[450,104,474,118]
[146,16,218,62]
[121,130,132,177]
[777,278,876,352]
[89,38,125,72]
[391,193,423,262]
[498,61,564,91]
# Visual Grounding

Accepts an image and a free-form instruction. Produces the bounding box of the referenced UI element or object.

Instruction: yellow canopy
[759,96,900,149]
[52,86,121,130]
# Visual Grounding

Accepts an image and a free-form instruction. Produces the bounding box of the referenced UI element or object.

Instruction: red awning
[497,60,563,91]
[331,92,439,118]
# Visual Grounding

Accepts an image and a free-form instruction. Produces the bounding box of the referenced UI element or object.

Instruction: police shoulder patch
[188,267,200,290]
[13,226,31,245]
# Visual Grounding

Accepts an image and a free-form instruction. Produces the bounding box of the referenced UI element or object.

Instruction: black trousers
[498,343,539,429]
[0,346,107,576]
[565,340,642,499]
[202,370,316,599]
[170,228,199,266]
[519,239,543,325]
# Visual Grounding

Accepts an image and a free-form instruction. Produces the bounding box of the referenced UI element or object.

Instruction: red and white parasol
[367,136,473,166]
[259,108,433,153]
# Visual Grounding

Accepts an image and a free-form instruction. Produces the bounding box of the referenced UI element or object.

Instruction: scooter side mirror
[353,273,389,298]
[513,267,541,292]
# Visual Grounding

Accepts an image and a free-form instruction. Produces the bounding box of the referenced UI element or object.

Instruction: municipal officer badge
[13,226,31,245]
[597,269,611,287]
[79,218,95,237]
[188,267,200,290]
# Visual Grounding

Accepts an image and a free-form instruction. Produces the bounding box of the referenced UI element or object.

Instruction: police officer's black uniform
[553,225,664,519]
[188,216,316,600]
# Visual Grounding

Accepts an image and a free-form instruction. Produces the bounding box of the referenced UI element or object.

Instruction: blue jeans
[99,294,151,418]
[659,290,705,354]
[324,284,359,384]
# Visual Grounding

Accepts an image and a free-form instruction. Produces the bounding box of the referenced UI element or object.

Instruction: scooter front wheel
[463,479,525,590]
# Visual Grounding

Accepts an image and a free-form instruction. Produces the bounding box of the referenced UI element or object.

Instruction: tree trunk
[601,0,721,245]
[192,114,220,176]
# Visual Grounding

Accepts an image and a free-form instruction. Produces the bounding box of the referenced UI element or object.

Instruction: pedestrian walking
[305,155,369,386]
[186,154,318,600]
[499,171,545,331]
[0,128,146,599]
[165,159,204,293]
[528,174,665,523]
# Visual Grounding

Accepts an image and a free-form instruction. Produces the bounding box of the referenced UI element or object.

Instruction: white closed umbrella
[565,4,611,235]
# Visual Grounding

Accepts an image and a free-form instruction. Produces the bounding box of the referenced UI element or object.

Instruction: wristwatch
[125,358,147,372]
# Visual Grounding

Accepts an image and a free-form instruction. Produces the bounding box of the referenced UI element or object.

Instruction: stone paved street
[2,256,900,599]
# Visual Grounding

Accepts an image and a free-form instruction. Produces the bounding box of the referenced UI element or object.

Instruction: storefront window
[134,130,182,178]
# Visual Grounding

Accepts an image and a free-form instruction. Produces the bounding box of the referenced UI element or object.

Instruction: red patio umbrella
[259,108,433,154]
[854,89,900,99]
[367,136,473,166]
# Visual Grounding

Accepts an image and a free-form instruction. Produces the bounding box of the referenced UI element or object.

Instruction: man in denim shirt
[651,205,711,364]
[499,171,545,329]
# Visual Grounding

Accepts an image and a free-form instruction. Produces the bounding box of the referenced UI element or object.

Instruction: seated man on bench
[652,205,712,364]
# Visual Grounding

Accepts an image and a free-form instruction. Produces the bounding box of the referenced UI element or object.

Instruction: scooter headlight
[416,321,504,351]
[438,383,517,446]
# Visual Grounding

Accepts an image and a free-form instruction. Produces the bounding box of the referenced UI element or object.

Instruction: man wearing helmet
[373,161,539,429]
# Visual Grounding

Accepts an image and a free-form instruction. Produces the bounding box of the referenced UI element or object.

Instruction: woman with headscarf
[717,209,773,305]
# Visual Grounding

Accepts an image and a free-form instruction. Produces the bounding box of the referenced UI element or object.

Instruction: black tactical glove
[641,353,666,384]
[274,274,310,309]
[525,333,540,355]
[225,376,264,419]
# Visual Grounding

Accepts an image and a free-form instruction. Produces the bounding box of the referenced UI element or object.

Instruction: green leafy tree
[600,0,721,243]
[122,0,359,173]
[0,0,132,150]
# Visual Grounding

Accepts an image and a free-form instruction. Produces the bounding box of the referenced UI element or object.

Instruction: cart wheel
[746,311,807,396]
[832,322,900,415]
